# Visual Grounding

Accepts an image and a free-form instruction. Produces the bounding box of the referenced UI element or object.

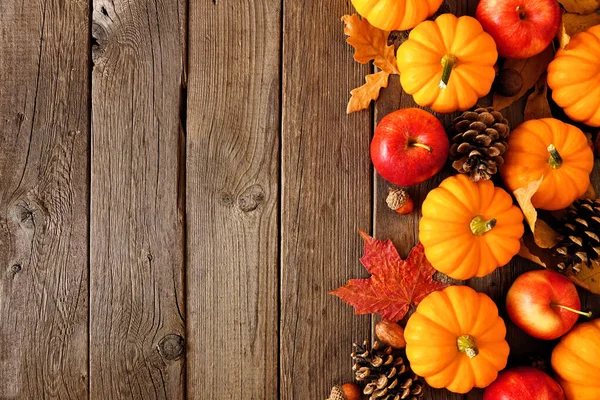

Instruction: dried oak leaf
[347,71,390,114]
[342,14,399,113]
[330,231,448,322]
[563,12,600,37]
[513,176,561,249]
[524,72,552,121]
[558,0,600,15]
[493,46,554,111]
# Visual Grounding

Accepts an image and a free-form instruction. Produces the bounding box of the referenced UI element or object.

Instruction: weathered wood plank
[185,1,280,398]
[0,0,90,398]
[280,1,373,398]
[89,0,186,398]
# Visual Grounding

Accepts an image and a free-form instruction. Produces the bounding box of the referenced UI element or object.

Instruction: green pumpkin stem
[440,54,458,89]
[548,144,563,169]
[457,334,479,359]
[470,216,497,236]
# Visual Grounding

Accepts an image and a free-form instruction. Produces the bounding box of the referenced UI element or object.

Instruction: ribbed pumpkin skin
[397,14,497,113]
[500,118,593,210]
[351,0,443,31]
[405,286,510,394]
[551,319,600,400]
[548,25,600,127]
[419,175,524,280]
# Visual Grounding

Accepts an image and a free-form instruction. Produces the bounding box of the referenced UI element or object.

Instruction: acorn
[375,320,406,349]
[386,188,414,215]
[327,383,361,400]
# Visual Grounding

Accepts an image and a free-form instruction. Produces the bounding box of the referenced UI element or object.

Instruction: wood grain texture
[185,0,280,398]
[0,0,89,398]
[89,0,186,398]
[280,1,373,398]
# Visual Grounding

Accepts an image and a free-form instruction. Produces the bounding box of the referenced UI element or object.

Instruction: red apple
[476,0,561,59]
[371,108,448,187]
[506,270,591,340]
[483,366,564,400]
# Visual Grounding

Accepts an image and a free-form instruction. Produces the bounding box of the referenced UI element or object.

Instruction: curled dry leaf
[342,14,399,113]
[558,0,600,15]
[556,20,571,49]
[562,12,600,37]
[347,71,390,114]
[524,72,552,121]
[513,176,562,249]
[493,46,554,111]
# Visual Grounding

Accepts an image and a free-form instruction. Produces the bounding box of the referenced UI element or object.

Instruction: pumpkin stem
[439,54,458,89]
[547,144,563,169]
[470,216,497,236]
[551,303,593,318]
[457,334,479,359]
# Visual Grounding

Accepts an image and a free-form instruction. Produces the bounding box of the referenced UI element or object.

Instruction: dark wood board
[280,1,374,398]
[0,1,90,398]
[185,0,281,398]
[89,0,186,397]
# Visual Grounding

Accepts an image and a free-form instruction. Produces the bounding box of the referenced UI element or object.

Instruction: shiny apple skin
[506,270,581,340]
[370,108,448,187]
[476,0,561,59]
[483,367,564,400]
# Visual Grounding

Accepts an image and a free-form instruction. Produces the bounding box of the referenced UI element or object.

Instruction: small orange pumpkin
[397,14,498,113]
[350,0,443,31]
[551,319,600,399]
[500,118,594,210]
[419,174,524,280]
[405,286,510,394]
[548,25,600,127]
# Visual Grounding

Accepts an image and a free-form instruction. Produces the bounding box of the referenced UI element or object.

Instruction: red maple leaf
[331,231,449,322]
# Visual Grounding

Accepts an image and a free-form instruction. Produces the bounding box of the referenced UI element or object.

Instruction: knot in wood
[11,264,22,273]
[158,334,184,361]
[238,184,265,212]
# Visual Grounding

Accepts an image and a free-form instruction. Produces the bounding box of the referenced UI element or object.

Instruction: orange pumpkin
[551,319,600,399]
[548,25,600,127]
[500,118,594,210]
[405,286,510,393]
[419,174,524,280]
[397,14,497,113]
[351,0,443,31]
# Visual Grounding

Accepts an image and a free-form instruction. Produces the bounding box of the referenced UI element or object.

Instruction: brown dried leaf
[347,71,390,114]
[563,12,600,37]
[341,14,399,75]
[557,20,571,48]
[565,259,600,295]
[524,72,552,121]
[493,46,555,111]
[513,176,562,249]
[582,184,597,200]
[518,238,547,267]
[559,0,600,15]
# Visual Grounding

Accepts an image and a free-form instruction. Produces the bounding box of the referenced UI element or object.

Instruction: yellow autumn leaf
[559,0,600,15]
[347,71,390,114]
[513,176,562,249]
[341,14,399,75]
[493,46,554,111]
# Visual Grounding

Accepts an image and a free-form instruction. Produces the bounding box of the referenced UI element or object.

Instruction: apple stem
[552,303,593,318]
[516,6,527,20]
[548,144,563,169]
[410,142,433,153]
[470,216,497,236]
[457,334,479,359]
[439,54,458,89]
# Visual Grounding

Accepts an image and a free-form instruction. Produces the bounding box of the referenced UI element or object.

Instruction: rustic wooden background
[0,0,598,399]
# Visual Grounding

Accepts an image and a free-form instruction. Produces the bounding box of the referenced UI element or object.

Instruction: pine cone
[352,340,424,400]
[449,107,510,182]
[554,198,600,274]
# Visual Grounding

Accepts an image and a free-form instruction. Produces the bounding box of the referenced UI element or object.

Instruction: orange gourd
[350,0,443,31]
[500,118,594,210]
[419,174,524,280]
[547,25,600,127]
[396,14,497,113]
[405,286,510,394]
[551,319,600,399]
